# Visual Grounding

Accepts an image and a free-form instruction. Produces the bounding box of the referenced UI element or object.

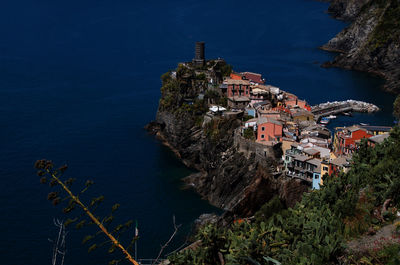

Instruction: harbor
[311,100,380,121]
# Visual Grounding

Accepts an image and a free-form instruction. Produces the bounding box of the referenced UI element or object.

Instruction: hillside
[322,0,400,94]
[170,126,400,264]
[146,61,308,219]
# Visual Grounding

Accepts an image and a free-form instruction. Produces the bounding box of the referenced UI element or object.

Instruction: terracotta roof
[284,92,298,100]
[241,72,265,84]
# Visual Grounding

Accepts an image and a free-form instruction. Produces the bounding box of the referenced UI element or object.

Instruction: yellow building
[291,110,314,122]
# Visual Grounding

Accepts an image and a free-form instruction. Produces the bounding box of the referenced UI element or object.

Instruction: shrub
[243,128,255,140]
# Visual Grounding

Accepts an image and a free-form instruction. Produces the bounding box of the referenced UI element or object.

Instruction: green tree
[393,94,400,120]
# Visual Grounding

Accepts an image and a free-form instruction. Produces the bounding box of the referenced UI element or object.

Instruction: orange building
[334,126,373,155]
[230,72,245,80]
[256,117,283,143]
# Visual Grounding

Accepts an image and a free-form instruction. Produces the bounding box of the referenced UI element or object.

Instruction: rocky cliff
[146,62,308,218]
[322,0,400,93]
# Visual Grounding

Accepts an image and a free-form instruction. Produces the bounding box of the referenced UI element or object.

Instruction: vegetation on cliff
[169,126,400,264]
[366,0,400,50]
[159,63,228,116]
[324,0,400,93]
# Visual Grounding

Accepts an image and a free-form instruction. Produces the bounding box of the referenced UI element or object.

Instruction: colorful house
[330,156,351,175]
[312,170,322,190]
[286,154,320,180]
[256,117,283,143]
[224,79,251,98]
[250,85,270,104]
[291,109,314,122]
[321,160,331,177]
[334,125,374,155]
[321,156,351,177]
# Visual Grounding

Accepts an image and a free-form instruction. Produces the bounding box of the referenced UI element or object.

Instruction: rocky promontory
[146,61,308,219]
[322,0,400,93]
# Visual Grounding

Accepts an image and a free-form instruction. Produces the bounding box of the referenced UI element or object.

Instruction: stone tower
[192,42,205,66]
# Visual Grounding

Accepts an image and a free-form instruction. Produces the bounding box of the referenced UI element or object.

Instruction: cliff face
[328,0,371,20]
[323,0,400,93]
[147,62,308,217]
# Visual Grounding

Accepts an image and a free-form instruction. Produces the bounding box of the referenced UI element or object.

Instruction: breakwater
[311,100,380,120]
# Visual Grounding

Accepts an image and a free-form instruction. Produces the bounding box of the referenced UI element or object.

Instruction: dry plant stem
[52,219,66,265]
[152,216,181,265]
[47,169,139,265]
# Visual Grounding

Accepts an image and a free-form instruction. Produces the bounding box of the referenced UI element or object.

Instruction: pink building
[224,79,251,98]
[256,117,283,143]
[285,98,311,111]
[285,99,298,108]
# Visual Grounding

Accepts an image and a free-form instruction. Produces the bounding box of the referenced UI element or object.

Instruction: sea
[0,0,395,264]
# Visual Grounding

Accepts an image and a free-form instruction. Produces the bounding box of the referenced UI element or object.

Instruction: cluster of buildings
[189,42,392,191]
[217,71,392,191]
[283,124,391,190]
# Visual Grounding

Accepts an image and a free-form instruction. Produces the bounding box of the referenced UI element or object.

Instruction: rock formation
[146,62,309,218]
[322,0,400,94]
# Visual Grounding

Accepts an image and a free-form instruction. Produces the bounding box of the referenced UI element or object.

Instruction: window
[323,166,328,171]
[261,134,265,139]
[261,127,265,131]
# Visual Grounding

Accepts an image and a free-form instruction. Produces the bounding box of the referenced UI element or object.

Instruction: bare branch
[152,215,182,265]
[51,219,67,265]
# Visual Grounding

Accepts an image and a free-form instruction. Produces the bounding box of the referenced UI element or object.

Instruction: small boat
[320,117,330,124]
[343,112,352,116]
[327,115,337,119]
[360,123,369,126]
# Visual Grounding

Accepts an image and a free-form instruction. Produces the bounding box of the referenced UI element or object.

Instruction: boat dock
[311,100,379,121]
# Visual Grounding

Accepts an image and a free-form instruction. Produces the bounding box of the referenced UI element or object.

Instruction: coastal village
[178,42,392,191]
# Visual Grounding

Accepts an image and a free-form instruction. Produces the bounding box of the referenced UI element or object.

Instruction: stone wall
[233,128,282,167]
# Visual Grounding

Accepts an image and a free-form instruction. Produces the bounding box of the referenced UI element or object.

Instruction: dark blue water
[0,0,395,264]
